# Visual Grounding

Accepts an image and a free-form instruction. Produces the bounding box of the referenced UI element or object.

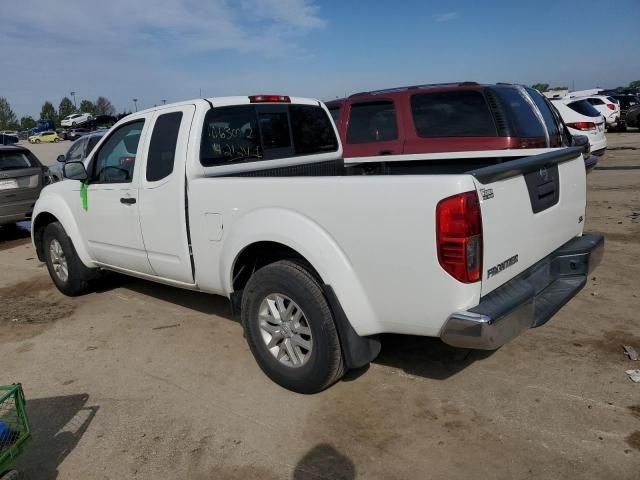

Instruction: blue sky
[2,0,639,117]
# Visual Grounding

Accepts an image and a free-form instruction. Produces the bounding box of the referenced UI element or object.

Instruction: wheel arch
[32,198,93,268]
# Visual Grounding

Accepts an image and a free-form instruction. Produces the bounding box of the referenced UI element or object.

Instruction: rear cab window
[410,91,497,137]
[200,103,337,167]
[146,112,183,181]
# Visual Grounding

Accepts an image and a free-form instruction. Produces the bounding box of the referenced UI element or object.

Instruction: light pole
[132,98,138,112]
[70,91,77,109]
[162,99,166,105]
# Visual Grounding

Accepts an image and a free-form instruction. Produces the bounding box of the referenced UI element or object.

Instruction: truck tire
[241,260,345,394]
[43,222,94,296]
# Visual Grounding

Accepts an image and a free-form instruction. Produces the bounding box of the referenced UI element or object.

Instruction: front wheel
[54,138,59,143]
[241,260,344,394]
[35,139,40,143]
[43,222,95,296]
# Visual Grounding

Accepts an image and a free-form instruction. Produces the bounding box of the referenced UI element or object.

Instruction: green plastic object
[80,182,88,211]
[0,385,31,474]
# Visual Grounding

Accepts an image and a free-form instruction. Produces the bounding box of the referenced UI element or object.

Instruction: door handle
[120,197,136,205]
[379,150,394,155]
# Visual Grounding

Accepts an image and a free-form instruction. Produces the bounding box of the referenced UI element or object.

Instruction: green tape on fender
[80,182,88,211]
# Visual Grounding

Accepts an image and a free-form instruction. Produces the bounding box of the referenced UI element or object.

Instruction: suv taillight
[566,122,596,131]
[606,104,615,110]
[436,191,483,283]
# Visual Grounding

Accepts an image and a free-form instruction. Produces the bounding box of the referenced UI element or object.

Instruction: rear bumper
[441,233,604,350]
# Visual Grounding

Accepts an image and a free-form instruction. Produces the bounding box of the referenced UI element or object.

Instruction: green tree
[58,96,76,120]
[20,116,37,130]
[0,97,18,130]
[40,101,57,126]
[531,83,549,92]
[79,99,96,114]
[94,96,115,116]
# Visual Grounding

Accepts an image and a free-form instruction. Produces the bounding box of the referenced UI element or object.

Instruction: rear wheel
[43,222,95,296]
[54,138,59,143]
[241,260,344,394]
[35,139,40,143]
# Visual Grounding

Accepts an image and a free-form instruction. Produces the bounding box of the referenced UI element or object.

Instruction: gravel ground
[1,133,639,479]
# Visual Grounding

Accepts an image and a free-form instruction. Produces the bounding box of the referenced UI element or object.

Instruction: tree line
[0,95,117,131]
[532,80,640,93]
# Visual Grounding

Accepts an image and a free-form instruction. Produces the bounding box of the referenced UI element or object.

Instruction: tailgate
[469,148,586,296]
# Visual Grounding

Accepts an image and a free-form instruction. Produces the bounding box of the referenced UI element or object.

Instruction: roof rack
[348,81,480,98]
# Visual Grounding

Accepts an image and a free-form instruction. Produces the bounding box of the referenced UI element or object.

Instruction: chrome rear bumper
[441,233,604,350]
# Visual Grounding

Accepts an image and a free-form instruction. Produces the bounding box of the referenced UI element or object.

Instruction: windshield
[0,151,39,171]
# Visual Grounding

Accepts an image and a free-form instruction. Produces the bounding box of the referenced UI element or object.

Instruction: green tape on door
[80,182,88,211]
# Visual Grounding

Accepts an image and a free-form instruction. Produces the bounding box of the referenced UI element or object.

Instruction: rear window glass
[492,87,545,137]
[289,105,338,154]
[567,100,601,117]
[147,111,183,182]
[328,106,340,124]
[587,98,604,105]
[410,91,496,137]
[0,151,38,170]
[347,101,398,143]
[525,87,560,143]
[200,104,338,167]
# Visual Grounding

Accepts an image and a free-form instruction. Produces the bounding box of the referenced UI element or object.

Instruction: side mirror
[63,161,88,181]
[571,134,590,159]
[56,154,65,163]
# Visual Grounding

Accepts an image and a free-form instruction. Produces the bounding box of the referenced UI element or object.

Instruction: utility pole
[133,98,138,112]
[162,99,166,105]
[70,91,77,109]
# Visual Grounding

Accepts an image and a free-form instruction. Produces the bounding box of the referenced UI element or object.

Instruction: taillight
[566,122,596,131]
[249,95,291,103]
[514,138,547,148]
[606,104,615,111]
[436,191,483,283]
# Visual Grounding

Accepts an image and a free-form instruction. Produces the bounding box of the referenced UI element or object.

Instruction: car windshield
[0,151,39,171]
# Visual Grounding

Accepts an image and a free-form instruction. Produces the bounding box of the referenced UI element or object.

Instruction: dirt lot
[1,134,639,479]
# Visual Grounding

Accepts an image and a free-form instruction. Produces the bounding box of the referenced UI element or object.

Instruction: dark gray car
[0,145,50,226]
[50,131,106,181]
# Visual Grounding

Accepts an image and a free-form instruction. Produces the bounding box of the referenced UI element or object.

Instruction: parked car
[28,119,55,136]
[1,145,52,226]
[17,130,29,140]
[65,128,91,141]
[28,131,61,143]
[32,95,602,393]
[0,131,19,145]
[624,103,640,129]
[326,82,574,158]
[568,95,620,129]
[550,99,607,156]
[61,113,93,127]
[49,131,106,181]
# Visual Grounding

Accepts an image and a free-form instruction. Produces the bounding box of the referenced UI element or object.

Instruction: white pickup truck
[32,95,603,393]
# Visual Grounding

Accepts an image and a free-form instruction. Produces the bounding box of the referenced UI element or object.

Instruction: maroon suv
[326,82,568,158]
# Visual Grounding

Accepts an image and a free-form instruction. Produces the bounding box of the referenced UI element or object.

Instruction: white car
[576,95,620,129]
[551,99,607,156]
[31,95,603,393]
[61,113,93,127]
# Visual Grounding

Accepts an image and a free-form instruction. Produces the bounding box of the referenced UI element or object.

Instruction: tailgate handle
[120,197,136,205]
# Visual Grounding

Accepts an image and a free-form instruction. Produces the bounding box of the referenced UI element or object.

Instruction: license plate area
[524,164,560,213]
[0,179,19,190]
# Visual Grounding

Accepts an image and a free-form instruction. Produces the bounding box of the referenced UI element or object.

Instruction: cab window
[90,120,144,183]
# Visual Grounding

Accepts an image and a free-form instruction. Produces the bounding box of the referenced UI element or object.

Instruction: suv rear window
[347,101,398,143]
[566,100,601,117]
[200,104,337,167]
[492,87,545,137]
[410,91,496,137]
[328,106,340,124]
[587,98,604,105]
[0,150,39,170]
[525,87,560,144]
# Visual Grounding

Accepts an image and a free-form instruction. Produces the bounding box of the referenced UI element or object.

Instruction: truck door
[138,105,196,284]
[81,119,153,274]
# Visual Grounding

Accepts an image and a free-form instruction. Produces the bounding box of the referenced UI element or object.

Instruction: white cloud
[0,0,326,116]
[435,12,458,22]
